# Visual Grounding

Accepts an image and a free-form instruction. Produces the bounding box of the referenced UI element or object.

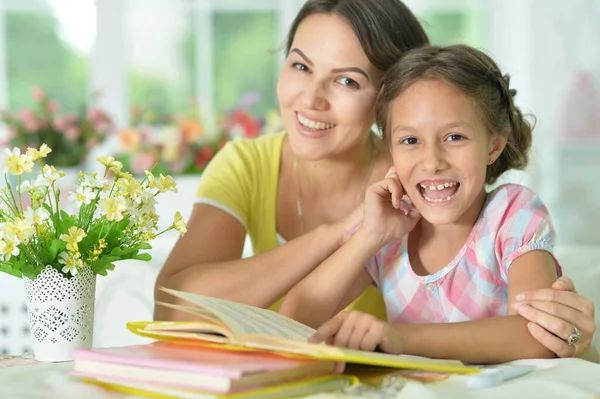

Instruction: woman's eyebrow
[290,48,370,81]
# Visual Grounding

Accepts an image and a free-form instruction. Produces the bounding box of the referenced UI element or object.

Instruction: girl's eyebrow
[392,121,472,136]
[290,48,370,81]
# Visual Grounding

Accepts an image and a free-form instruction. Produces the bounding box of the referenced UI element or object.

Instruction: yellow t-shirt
[196,132,386,320]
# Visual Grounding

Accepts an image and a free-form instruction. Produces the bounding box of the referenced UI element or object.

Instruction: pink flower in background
[94,121,110,133]
[65,127,80,140]
[53,115,69,131]
[32,87,45,102]
[86,138,99,149]
[131,152,158,175]
[87,108,102,121]
[47,100,59,114]
[65,112,77,124]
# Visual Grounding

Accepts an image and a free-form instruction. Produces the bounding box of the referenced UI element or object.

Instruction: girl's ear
[487,133,507,165]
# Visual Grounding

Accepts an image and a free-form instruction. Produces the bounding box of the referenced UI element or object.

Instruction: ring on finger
[567,326,580,346]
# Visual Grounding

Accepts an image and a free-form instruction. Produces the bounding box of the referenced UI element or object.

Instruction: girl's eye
[401,137,419,145]
[447,134,465,141]
[336,77,360,89]
[292,62,309,72]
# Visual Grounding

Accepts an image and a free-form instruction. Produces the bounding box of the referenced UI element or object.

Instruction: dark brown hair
[376,44,533,185]
[285,0,430,72]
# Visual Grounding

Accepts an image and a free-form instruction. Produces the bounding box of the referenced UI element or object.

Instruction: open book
[128,287,478,374]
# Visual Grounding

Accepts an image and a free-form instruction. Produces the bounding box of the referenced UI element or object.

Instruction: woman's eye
[292,62,309,72]
[336,77,360,89]
[401,137,419,145]
[447,134,465,141]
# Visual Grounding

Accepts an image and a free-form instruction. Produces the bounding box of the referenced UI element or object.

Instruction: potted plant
[0,144,186,362]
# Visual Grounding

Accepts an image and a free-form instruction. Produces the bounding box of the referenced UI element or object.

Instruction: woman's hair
[285,0,430,72]
[376,44,533,185]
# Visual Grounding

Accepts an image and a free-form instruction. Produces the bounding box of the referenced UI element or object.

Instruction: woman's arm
[279,228,381,328]
[154,203,352,320]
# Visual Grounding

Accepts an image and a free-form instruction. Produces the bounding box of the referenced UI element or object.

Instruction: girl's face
[277,13,383,161]
[389,78,506,226]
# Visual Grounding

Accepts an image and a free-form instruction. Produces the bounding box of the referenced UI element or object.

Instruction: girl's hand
[309,311,403,354]
[361,167,421,245]
[514,276,596,358]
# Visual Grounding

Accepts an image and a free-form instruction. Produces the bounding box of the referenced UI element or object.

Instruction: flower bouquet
[0,87,113,167]
[0,144,186,361]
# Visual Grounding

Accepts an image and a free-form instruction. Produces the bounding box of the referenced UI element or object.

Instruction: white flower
[80,173,108,189]
[69,186,94,208]
[24,207,50,225]
[138,189,157,214]
[42,165,64,184]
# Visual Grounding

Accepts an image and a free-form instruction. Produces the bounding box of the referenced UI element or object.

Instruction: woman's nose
[302,81,329,111]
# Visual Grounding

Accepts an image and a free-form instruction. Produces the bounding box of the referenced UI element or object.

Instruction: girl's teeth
[423,194,456,203]
[421,182,457,191]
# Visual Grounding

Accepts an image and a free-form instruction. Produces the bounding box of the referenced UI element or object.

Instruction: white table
[1,357,599,398]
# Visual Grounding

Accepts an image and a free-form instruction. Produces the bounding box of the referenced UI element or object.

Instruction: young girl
[279,44,566,364]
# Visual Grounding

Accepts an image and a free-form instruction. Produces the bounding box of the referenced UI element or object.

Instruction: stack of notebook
[72,288,478,398]
[72,342,352,399]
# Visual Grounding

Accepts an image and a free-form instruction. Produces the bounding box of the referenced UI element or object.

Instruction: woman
[155,0,596,360]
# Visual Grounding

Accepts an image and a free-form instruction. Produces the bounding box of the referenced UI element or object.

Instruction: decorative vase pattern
[23,265,96,362]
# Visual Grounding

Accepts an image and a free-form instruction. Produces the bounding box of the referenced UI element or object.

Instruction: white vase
[23,265,96,362]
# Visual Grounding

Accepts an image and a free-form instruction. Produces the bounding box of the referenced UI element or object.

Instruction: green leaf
[0,263,22,279]
[21,262,37,280]
[132,253,152,262]
[43,238,66,264]
[79,230,99,254]
[133,242,152,250]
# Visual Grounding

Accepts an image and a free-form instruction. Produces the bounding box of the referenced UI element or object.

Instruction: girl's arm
[313,250,559,363]
[154,203,356,320]
[391,250,558,363]
[279,228,382,328]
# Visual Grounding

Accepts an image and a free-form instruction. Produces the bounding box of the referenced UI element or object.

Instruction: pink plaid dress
[365,184,562,324]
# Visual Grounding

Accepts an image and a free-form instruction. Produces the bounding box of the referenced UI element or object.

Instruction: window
[3,0,95,112]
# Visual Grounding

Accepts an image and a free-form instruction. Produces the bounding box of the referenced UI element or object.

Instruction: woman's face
[277,13,382,161]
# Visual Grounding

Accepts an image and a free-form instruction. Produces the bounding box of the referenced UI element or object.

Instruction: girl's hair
[285,0,430,72]
[376,44,534,185]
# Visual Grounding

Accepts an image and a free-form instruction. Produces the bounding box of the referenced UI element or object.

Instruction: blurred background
[0,0,599,355]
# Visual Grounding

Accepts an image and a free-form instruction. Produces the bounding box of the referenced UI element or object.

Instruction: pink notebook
[72,342,343,393]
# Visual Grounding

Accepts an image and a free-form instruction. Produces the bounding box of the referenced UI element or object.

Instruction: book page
[159,287,315,340]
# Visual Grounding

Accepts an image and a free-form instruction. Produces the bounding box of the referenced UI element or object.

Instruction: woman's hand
[360,167,421,245]
[309,311,404,354]
[514,276,596,359]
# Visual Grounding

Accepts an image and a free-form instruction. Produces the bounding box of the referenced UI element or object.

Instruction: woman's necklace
[293,140,377,234]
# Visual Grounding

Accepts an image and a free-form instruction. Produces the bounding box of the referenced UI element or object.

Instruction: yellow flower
[99,197,127,221]
[26,144,52,161]
[0,233,20,260]
[3,148,34,175]
[144,170,157,189]
[172,211,187,235]
[3,219,34,242]
[60,226,87,252]
[118,177,142,198]
[157,174,178,193]
[97,155,118,168]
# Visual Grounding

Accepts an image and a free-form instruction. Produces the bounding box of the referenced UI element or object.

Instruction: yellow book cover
[129,287,478,375]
